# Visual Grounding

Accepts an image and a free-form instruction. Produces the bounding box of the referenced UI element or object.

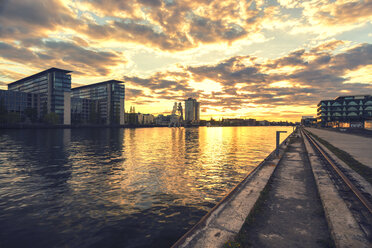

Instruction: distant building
[317,95,372,128]
[184,98,200,124]
[246,118,256,126]
[221,118,256,126]
[71,80,125,125]
[125,113,139,125]
[140,114,155,125]
[257,120,269,126]
[155,114,171,126]
[128,112,156,125]
[301,116,317,127]
[7,68,72,124]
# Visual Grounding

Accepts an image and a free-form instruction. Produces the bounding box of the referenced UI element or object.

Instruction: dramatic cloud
[0,0,371,120]
[125,88,147,101]
[124,43,372,116]
[303,0,372,26]
[0,0,78,41]
[73,0,262,51]
[0,40,124,77]
[124,71,197,102]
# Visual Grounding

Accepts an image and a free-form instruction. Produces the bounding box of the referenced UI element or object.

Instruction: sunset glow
[0,0,371,121]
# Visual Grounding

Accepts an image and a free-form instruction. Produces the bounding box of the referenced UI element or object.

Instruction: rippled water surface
[0,127,292,247]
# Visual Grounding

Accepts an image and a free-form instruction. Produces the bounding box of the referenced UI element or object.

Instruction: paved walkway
[306,128,372,169]
[239,135,332,247]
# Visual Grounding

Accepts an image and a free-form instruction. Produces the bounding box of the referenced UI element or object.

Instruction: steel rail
[302,129,372,215]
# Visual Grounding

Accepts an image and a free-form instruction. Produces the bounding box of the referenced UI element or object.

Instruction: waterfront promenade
[241,134,332,248]
[237,134,331,247]
[306,128,372,168]
[173,128,371,247]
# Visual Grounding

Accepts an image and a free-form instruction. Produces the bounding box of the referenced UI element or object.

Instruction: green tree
[41,101,47,122]
[24,107,38,123]
[0,98,7,124]
[6,112,21,124]
[89,102,97,124]
[96,104,101,124]
[114,105,120,124]
[44,112,59,125]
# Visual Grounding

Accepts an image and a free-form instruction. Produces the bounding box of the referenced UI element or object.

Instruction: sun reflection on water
[0,126,292,247]
[103,127,291,212]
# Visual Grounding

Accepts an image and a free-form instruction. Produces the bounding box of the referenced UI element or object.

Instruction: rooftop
[71,80,124,91]
[317,95,371,105]
[334,95,371,101]
[8,67,72,87]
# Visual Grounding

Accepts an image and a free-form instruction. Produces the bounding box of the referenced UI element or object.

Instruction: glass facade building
[71,80,125,125]
[317,95,372,128]
[185,98,200,124]
[71,97,97,124]
[1,68,125,126]
[0,90,40,122]
[7,68,72,124]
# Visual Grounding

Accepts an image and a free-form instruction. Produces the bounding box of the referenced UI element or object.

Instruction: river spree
[0,126,292,247]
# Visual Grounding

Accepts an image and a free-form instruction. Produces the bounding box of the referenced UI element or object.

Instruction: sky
[0,0,371,121]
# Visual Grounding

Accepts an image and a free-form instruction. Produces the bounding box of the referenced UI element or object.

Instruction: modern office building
[7,68,72,124]
[71,80,125,125]
[317,95,372,128]
[1,68,126,126]
[301,116,317,127]
[70,97,97,125]
[184,98,200,124]
[0,89,40,123]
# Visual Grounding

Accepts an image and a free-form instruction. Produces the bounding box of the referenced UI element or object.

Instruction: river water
[0,126,292,247]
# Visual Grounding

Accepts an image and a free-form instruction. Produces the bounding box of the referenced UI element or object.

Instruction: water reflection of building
[184,128,200,156]
[185,98,200,124]
[0,129,72,185]
[71,80,125,125]
[7,68,72,124]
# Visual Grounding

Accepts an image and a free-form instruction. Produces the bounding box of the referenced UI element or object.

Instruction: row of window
[319,100,372,107]
[319,107,372,112]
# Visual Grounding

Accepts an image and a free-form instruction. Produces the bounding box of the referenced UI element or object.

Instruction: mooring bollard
[276,131,287,157]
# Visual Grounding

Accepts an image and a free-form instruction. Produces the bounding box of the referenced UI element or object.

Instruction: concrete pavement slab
[306,128,372,168]
[238,135,332,248]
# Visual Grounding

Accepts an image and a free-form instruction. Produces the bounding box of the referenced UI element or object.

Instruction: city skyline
[0,0,371,121]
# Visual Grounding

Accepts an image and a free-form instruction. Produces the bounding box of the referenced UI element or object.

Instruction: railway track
[302,128,372,242]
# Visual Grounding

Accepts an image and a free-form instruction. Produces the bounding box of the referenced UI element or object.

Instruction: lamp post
[276,131,287,157]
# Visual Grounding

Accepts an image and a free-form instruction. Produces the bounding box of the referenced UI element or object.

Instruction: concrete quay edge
[301,130,370,248]
[171,130,294,248]
[305,129,372,198]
